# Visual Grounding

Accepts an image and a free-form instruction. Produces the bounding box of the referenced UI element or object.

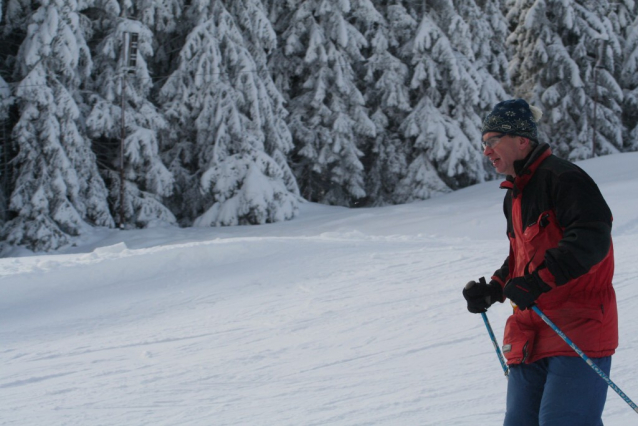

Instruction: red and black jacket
[492,143,617,365]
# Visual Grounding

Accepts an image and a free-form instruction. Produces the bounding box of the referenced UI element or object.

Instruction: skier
[462,99,618,426]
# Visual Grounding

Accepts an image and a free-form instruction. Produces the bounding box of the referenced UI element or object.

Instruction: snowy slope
[2,153,637,425]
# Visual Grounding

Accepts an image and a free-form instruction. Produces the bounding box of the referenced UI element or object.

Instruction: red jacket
[492,144,617,365]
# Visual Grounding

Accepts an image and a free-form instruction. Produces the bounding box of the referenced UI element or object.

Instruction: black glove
[463,277,503,313]
[503,271,552,310]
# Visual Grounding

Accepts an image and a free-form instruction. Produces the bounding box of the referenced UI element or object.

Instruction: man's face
[482,132,527,177]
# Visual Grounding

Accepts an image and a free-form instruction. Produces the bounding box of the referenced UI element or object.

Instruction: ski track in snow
[1,236,504,425]
[1,153,638,425]
[1,235,636,425]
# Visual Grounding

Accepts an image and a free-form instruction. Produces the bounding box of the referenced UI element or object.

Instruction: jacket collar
[499,143,552,196]
[513,143,551,177]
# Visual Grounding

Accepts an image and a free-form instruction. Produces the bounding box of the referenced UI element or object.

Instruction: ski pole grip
[464,277,487,290]
[464,277,491,305]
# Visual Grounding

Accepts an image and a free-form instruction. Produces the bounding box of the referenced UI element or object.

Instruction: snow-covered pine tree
[86,5,176,228]
[1,1,9,229]
[472,0,512,105]
[396,0,488,202]
[620,10,638,150]
[0,76,11,226]
[136,0,184,39]
[160,0,298,227]
[459,0,511,181]
[134,0,186,92]
[506,0,625,159]
[272,0,376,206]
[0,0,12,226]
[224,0,300,202]
[360,1,413,206]
[2,0,114,252]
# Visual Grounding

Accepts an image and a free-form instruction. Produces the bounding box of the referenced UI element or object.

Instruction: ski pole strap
[481,312,509,378]
[531,305,638,414]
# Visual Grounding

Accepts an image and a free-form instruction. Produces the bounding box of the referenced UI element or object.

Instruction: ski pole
[481,311,509,378]
[531,305,638,414]
[468,277,509,378]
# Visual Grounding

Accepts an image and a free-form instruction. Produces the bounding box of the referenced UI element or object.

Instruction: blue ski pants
[503,356,611,426]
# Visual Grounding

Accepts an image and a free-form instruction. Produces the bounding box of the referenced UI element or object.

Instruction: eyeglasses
[481,133,508,150]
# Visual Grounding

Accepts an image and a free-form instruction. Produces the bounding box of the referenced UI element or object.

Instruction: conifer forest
[1,0,637,253]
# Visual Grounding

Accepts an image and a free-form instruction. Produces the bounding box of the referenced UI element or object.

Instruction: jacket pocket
[521,210,554,242]
[503,314,535,364]
[534,306,605,356]
[543,305,604,327]
[516,210,563,275]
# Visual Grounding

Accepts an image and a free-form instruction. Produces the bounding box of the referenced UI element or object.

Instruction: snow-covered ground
[2,153,637,425]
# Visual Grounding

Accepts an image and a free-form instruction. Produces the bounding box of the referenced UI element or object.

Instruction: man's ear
[518,137,532,151]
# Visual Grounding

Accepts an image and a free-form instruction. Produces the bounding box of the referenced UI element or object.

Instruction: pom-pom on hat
[481,98,543,142]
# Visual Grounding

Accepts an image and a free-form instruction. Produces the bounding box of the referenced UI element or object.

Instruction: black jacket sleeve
[545,168,612,286]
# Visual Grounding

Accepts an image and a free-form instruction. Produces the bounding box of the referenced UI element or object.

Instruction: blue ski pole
[531,305,638,414]
[481,311,509,379]
[467,277,509,378]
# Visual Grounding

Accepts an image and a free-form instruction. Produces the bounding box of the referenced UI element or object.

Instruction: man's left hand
[504,272,552,310]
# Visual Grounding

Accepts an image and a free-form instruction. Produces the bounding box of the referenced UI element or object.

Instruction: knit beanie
[481,99,543,142]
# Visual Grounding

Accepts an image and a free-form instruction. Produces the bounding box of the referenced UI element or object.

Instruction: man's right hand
[462,278,503,313]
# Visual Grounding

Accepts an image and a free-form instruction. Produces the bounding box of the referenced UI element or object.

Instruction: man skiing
[462,99,618,426]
